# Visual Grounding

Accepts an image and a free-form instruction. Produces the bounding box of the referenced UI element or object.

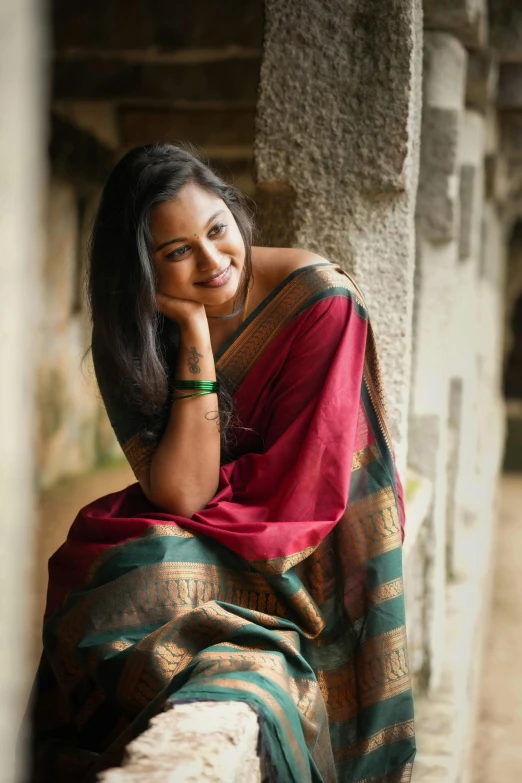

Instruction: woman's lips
[196,264,232,288]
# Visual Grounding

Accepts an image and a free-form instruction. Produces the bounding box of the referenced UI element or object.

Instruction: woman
[31,143,415,782]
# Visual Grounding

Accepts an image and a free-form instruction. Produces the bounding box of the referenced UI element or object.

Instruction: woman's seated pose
[30,143,416,782]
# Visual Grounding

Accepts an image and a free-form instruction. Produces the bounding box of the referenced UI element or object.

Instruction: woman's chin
[203,287,239,310]
[199,270,242,310]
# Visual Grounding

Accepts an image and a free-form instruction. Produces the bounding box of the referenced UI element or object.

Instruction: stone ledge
[97,701,262,783]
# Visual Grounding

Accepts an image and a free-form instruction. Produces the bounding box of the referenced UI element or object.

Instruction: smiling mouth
[196,265,232,287]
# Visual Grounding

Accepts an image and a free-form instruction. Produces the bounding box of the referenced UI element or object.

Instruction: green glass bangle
[173,390,216,401]
[173,380,219,393]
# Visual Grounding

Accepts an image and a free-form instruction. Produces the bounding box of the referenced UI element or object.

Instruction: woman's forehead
[154,184,224,221]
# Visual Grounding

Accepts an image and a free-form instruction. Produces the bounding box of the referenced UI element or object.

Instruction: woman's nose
[196,240,222,269]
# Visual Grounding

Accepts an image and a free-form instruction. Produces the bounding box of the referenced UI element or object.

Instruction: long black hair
[88,142,255,453]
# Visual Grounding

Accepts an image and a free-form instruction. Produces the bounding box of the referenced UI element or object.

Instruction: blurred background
[2,0,522,780]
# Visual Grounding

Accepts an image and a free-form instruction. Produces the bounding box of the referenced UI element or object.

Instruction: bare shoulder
[251,246,331,288]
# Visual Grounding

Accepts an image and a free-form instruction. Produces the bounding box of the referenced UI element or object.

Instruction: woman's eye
[209,222,227,237]
[166,245,189,260]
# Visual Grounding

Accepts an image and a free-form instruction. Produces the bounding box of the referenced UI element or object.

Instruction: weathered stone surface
[459,164,476,259]
[256,0,418,196]
[466,51,498,113]
[98,702,262,782]
[416,34,467,242]
[53,58,261,102]
[497,63,522,109]
[499,110,522,161]
[408,412,447,692]
[484,153,509,203]
[255,0,423,466]
[445,378,463,580]
[37,181,119,487]
[49,113,115,187]
[423,33,468,112]
[490,2,522,60]
[53,100,120,148]
[423,0,487,49]
[458,111,485,262]
[119,108,255,149]
[52,0,264,52]
[411,28,472,686]
[413,467,499,782]
[480,199,506,287]
[417,108,461,242]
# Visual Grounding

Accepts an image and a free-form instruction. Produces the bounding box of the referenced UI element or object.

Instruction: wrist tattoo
[188,345,204,374]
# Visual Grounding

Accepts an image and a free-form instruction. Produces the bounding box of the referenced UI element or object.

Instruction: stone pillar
[0,0,46,780]
[254,0,423,472]
[450,109,487,571]
[423,0,487,49]
[410,32,468,691]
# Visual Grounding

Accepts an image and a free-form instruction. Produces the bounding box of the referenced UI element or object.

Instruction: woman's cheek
[158,267,181,295]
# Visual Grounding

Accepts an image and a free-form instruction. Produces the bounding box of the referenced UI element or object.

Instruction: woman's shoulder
[251,246,331,288]
[251,246,362,297]
[250,247,366,322]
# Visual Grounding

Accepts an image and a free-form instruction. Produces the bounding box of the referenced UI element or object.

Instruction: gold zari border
[216,264,366,389]
[334,719,415,761]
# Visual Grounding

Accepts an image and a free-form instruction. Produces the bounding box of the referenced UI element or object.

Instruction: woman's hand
[156,291,207,328]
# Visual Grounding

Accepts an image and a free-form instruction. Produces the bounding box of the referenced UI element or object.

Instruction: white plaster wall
[0,0,46,779]
[409,31,467,691]
[448,111,487,552]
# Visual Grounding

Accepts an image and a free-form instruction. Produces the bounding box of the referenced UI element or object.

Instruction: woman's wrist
[176,306,208,332]
[176,317,215,382]
[177,315,211,349]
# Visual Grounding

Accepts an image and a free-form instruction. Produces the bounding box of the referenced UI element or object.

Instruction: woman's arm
[140,302,220,517]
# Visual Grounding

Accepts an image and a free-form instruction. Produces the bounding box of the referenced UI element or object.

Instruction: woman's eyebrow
[156,210,226,251]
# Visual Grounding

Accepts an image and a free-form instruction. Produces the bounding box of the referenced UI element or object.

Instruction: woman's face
[150,182,246,314]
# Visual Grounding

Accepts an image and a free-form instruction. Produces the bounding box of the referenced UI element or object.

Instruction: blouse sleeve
[91,333,160,478]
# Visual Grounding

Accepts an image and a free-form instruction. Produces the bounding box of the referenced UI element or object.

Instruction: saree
[30,263,415,782]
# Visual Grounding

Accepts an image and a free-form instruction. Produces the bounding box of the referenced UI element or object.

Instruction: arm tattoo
[188,345,204,374]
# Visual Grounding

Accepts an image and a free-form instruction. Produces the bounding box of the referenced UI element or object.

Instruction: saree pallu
[30,264,415,782]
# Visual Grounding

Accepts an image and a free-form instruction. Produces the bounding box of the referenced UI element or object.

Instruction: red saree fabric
[46,265,403,617]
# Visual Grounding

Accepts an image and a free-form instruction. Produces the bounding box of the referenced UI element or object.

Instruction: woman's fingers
[155,292,206,326]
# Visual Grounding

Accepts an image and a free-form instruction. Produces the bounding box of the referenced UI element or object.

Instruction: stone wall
[406,1,508,779]
[255,0,422,471]
[39,0,264,486]
[37,180,121,486]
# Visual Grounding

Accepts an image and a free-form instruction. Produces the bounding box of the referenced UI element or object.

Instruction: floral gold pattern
[352,443,380,471]
[334,720,415,761]
[33,263,415,783]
